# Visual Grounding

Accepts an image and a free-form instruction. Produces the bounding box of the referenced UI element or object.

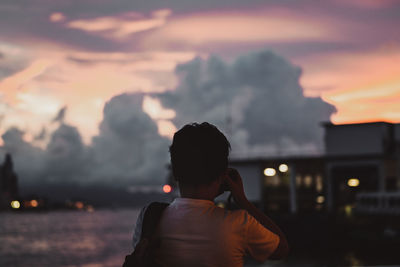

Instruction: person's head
[169,122,231,187]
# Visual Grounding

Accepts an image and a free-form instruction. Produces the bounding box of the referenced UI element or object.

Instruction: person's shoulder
[219,208,251,226]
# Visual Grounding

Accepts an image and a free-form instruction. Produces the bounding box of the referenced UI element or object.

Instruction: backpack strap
[141,202,169,240]
[123,202,169,267]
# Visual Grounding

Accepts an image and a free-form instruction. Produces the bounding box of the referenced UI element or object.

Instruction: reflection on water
[0,209,140,267]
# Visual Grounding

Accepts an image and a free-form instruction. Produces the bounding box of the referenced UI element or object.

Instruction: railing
[355,192,400,215]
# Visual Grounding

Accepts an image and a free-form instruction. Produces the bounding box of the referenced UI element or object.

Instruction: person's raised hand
[223,168,249,207]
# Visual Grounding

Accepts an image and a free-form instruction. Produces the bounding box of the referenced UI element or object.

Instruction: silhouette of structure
[0,154,19,210]
[220,122,400,215]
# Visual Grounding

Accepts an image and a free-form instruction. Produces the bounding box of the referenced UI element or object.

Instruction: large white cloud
[158,50,336,156]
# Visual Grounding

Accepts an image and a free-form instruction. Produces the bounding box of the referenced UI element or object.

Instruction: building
[227,122,400,215]
[0,154,19,210]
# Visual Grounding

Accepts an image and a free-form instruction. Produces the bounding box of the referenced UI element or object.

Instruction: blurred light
[347,178,360,187]
[316,195,325,204]
[316,175,323,192]
[344,204,353,217]
[279,164,289,173]
[264,168,276,177]
[30,199,38,208]
[163,184,172,193]
[86,205,95,212]
[304,175,313,187]
[11,200,20,209]
[75,201,84,209]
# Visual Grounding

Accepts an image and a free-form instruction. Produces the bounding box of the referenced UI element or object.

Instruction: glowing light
[216,202,225,208]
[344,204,353,217]
[347,178,360,187]
[30,200,38,207]
[263,168,276,177]
[163,184,172,193]
[316,196,325,204]
[279,164,289,173]
[75,201,84,209]
[304,175,313,187]
[11,200,20,209]
[86,205,95,212]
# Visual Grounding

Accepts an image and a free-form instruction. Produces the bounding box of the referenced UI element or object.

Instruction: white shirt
[133,198,279,267]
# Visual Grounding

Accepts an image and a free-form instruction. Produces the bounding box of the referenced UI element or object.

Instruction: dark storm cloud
[1,128,46,183]
[44,123,88,184]
[89,93,170,185]
[1,93,170,187]
[158,50,336,156]
[34,127,47,141]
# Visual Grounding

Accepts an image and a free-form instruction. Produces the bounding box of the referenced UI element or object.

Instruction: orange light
[163,184,172,193]
[30,200,38,207]
[75,201,84,209]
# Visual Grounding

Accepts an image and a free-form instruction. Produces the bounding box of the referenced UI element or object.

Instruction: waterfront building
[225,122,400,215]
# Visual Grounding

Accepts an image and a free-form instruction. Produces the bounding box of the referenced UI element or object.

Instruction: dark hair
[169,122,231,185]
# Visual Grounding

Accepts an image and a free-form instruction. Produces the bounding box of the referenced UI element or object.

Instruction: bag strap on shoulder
[141,202,169,240]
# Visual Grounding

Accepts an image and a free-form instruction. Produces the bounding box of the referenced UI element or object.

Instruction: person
[132,122,289,266]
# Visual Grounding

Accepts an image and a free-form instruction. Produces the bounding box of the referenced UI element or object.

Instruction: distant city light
[30,200,38,208]
[11,200,20,209]
[316,195,325,204]
[75,201,84,209]
[279,164,289,173]
[86,205,95,212]
[347,178,360,187]
[264,168,276,177]
[163,184,172,193]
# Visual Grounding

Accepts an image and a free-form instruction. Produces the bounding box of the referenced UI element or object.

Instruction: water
[0,209,140,267]
[1,210,398,267]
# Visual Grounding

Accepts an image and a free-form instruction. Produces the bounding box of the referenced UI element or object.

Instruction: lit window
[316,175,323,192]
[304,175,313,187]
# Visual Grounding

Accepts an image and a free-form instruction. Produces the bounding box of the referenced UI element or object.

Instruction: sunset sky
[1,0,400,146]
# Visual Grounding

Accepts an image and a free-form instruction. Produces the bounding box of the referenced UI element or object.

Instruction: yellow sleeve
[244,211,280,262]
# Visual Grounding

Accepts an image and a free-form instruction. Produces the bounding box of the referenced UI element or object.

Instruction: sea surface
[0,209,140,267]
[0,209,397,267]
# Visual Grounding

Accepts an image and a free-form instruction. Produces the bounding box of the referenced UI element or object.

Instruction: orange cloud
[140,9,339,48]
[0,45,195,144]
[67,9,171,39]
[49,12,66,23]
[0,59,52,105]
[298,48,400,124]
[334,0,397,9]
